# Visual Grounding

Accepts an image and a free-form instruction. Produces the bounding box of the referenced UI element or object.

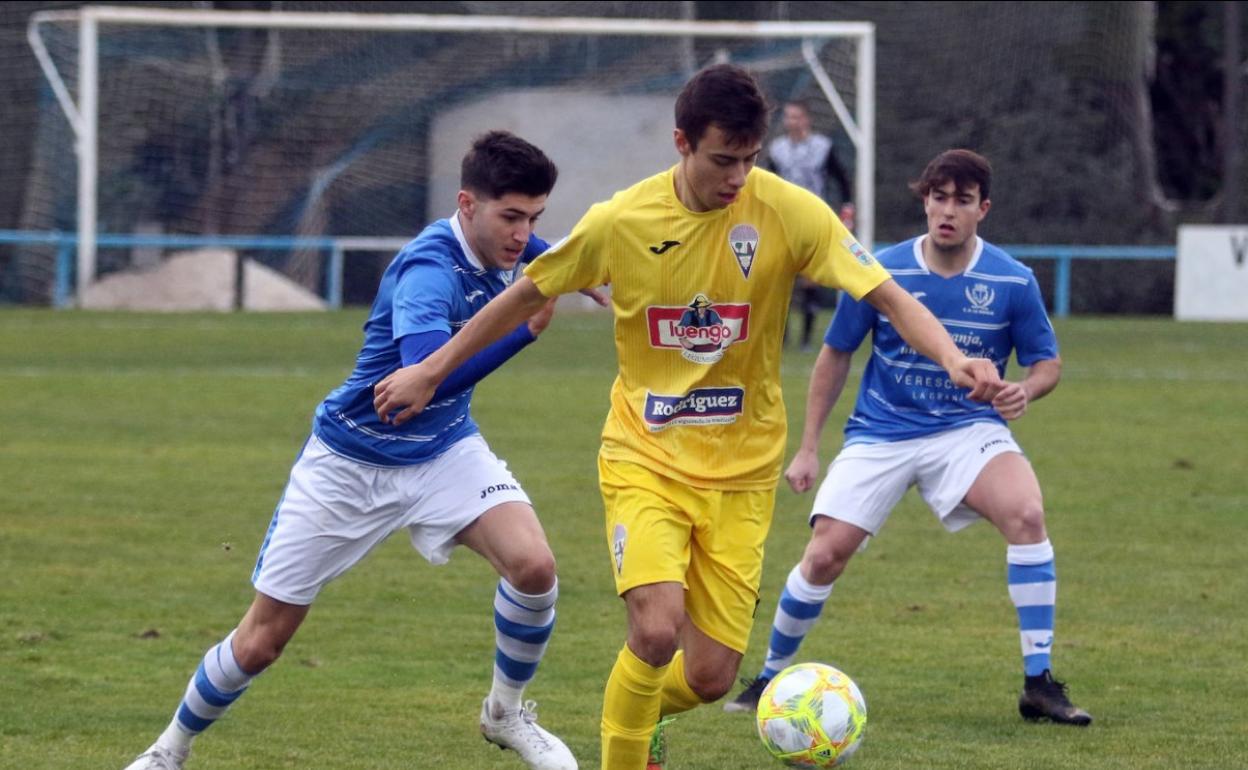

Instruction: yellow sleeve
[523,201,613,296]
[792,196,890,301]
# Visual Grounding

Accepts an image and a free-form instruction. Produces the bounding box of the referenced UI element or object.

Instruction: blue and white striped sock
[488,578,556,714]
[1007,540,1057,677]
[761,565,834,680]
[159,629,256,750]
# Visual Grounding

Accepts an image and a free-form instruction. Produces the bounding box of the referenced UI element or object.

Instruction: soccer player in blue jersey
[123,131,581,770]
[725,149,1092,725]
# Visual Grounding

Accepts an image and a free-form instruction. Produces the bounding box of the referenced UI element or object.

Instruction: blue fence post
[327,244,344,310]
[1054,255,1072,318]
[54,238,75,309]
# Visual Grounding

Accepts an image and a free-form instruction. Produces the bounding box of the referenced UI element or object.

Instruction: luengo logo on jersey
[647,294,750,364]
[643,387,745,431]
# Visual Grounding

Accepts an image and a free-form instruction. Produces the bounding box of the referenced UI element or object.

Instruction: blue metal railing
[872,243,1176,317]
[1,230,1176,316]
[1005,244,1176,317]
[0,230,416,309]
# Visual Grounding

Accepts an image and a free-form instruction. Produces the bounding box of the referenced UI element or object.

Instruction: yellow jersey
[524,166,890,490]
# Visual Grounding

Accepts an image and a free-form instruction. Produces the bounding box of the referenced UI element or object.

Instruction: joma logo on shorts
[480,483,520,499]
[979,438,1010,454]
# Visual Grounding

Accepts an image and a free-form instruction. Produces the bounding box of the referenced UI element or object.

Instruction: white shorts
[810,422,1022,535]
[251,433,530,605]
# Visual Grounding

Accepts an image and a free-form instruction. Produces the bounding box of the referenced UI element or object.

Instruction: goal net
[21,5,873,307]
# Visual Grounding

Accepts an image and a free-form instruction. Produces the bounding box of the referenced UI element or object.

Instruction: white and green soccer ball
[755,662,867,768]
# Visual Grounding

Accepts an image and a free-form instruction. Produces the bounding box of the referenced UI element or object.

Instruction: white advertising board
[1175,225,1248,321]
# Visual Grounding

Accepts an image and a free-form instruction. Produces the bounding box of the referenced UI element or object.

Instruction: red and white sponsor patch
[646,302,750,362]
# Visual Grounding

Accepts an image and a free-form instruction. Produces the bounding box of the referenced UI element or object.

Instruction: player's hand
[578,286,610,307]
[992,381,1029,420]
[950,356,1003,402]
[373,363,437,426]
[785,448,821,494]
[526,298,558,337]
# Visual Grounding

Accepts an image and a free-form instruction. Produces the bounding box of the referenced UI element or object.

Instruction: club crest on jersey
[729,224,759,278]
[643,387,745,431]
[647,294,750,364]
[964,282,996,314]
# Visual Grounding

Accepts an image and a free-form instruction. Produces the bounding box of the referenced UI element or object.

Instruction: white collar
[912,235,983,275]
[449,210,485,271]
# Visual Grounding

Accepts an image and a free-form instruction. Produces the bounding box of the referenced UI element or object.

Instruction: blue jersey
[313,214,549,466]
[827,236,1058,445]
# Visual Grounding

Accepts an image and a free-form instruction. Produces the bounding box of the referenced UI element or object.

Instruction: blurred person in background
[768,100,855,352]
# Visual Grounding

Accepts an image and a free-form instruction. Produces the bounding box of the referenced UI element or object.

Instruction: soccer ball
[755,662,867,767]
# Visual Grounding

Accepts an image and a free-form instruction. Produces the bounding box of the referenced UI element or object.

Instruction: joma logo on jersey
[647,295,751,364]
[644,387,745,431]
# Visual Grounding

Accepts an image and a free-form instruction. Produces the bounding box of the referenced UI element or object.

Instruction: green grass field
[2,309,1245,769]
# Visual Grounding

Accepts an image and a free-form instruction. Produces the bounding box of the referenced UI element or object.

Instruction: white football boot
[122,743,189,770]
[480,698,577,770]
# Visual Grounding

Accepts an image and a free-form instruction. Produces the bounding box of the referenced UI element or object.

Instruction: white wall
[429,89,677,239]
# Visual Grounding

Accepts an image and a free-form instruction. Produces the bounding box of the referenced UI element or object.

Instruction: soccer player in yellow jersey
[373,64,1004,770]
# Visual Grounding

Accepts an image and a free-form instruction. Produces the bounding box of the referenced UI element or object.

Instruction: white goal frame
[29,5,876,305]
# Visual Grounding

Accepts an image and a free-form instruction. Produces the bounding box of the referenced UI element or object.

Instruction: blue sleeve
[399,325,537,399]
[392,255,456,340]
[521,233,552,264]
[1011,275,1059,366]
[399,329,450,367]
[824,291,876,352]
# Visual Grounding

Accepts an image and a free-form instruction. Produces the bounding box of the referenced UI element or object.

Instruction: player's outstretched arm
[374,276,550,425]
[785,346,854,494]
[993,357,1061,420]
[864,279,1003,402]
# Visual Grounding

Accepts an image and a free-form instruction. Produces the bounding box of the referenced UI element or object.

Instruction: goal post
[28,5,876,306]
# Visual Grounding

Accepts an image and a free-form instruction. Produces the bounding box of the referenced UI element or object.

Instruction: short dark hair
[675,63,770,150]
[460,130,558,199]
[909,149,992,201]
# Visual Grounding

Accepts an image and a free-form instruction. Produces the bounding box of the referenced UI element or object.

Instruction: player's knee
[1010,500,1047,541]
[628,623,680,666]
[232,633,287,673]
[505,549,558,595]
[685,665,737,701]
[803,535,856,584]
[803,549,850,584]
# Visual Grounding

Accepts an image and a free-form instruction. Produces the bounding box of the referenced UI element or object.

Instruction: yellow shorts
[599,456,776,654]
